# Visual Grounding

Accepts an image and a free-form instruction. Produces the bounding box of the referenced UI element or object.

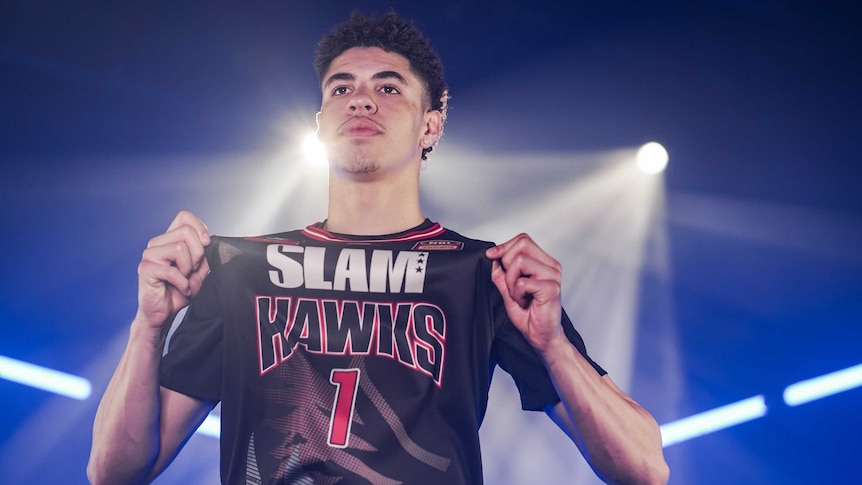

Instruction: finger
[500,251,561,286]
[146,225,207,272]
[166,210,210,246]
[491,258,535,309]
[490,260,527,314]
[485,235,519,260]
[492,246,562,310]
[187,258,211,297]
[511,276,561,307]
[142,240,195,277]
[138,259,192,298]
[486,233,559,270]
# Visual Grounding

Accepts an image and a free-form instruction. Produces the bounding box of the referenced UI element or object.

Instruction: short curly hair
[314,11,449,160]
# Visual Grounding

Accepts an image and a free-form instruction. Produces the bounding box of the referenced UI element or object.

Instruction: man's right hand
[135,210,211,330]
[88,210,215,485]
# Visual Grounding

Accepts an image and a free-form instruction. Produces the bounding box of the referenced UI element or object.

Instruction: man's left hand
[486,233,565,353]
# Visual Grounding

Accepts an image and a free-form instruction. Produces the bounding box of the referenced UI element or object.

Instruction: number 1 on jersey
[328,368,360,448]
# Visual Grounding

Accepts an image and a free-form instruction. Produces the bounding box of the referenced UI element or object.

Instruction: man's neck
[324,173,425,236]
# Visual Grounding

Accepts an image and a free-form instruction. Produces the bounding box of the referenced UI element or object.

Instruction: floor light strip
[783,363,862,407]
[660,395,767,447]
[0,355,92,400]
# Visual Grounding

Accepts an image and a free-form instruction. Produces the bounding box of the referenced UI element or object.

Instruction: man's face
[316,47,439,177]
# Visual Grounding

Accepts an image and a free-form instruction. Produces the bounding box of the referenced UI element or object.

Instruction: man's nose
[348,89,377,114]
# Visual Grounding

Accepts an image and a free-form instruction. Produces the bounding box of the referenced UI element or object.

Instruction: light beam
[303,132,328,166]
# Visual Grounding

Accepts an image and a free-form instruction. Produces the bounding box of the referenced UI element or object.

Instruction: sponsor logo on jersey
[412,240,464,251]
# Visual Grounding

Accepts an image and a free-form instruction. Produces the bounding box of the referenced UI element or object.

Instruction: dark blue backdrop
[2,2,860,484]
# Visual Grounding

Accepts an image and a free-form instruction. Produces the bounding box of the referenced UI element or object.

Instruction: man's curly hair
[314,11,449,160]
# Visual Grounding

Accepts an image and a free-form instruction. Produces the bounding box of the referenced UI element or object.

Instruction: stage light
[783,363,862,406]
[0,355,92,400]
[636,142,669,174]
[302,132,328,166]
[659,395,767,447]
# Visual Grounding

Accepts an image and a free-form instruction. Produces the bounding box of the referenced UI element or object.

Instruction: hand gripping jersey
[161,219,605,485]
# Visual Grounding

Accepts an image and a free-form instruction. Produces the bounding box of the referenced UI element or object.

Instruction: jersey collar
[302,219,445,243]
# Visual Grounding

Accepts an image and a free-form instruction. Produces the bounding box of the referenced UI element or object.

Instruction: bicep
[148,386,216,481]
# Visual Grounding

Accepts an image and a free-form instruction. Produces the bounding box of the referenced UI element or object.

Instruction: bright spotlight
[303,132,328,166]
[636,142,669,174]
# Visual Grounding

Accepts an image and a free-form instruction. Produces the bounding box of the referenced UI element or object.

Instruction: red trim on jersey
[302,221,445,243]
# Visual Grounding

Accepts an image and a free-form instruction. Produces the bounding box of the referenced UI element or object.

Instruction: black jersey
[161,219,605,485]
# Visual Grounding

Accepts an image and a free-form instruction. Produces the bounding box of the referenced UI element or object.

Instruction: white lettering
[369,250,427,293]
[267,247,427,293]
[267,245,304,288]
[333,249,368,292]
[304,246,332,290]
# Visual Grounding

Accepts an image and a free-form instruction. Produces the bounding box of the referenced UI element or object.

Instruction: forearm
[542,339,669,485]
[88,318,168,485]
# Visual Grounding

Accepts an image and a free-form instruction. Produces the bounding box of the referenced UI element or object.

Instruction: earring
[423,139,431,146]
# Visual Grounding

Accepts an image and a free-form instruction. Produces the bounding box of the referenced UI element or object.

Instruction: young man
[88,12,668,485]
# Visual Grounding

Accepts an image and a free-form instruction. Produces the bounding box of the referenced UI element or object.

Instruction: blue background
[1,1,860,484]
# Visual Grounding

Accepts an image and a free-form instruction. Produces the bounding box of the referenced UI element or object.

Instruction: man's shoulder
[436,224,496,249]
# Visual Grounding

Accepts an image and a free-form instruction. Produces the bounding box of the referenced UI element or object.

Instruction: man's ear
[422,109,443,144]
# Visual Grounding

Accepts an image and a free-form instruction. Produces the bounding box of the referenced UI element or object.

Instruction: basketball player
[88,12,669,485]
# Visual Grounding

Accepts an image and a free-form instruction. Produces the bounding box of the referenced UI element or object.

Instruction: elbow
[86,457,109,485]
[646,458,670,485]
[86,454,122,485]
[630,444,670,485]
[605,452,669,485]
[86,449,151,485]
[630,456,670,485]
[609,463,669,485]
[635,417,670,485]
[86,451,106,485]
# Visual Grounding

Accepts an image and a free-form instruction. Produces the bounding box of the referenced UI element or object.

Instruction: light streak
[3,353,859,447]
[783,363,862,406]
[0,355,92,400]
[660,395,767,447]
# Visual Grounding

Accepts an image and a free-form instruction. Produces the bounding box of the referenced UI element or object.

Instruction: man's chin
[328,155,380,175]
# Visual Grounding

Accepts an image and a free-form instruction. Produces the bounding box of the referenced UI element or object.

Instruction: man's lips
[339,117,384,137]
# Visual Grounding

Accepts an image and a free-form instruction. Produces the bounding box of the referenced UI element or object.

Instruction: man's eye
[332,86,349,96]
[380,85,400,95]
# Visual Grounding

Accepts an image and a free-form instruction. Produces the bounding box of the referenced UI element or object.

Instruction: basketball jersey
[160,219,605,484]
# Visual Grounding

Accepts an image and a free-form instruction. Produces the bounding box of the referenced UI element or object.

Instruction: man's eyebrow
[324,70,408,89]
[372,70,408,84]
[323,72,354,89]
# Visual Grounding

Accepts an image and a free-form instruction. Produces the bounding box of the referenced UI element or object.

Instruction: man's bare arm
[88,211,214,484]
[542,348,668,485]
[487,235,669,485]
